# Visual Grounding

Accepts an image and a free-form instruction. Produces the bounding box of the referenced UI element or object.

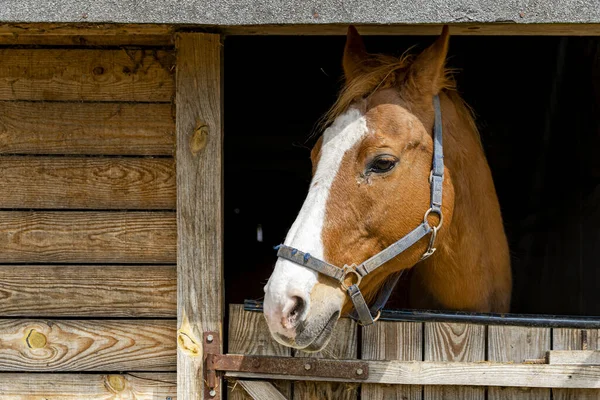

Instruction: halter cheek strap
[275,95,444,326]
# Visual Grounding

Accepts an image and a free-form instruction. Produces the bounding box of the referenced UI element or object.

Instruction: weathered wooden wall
[229,306,600,400]
[0,35,177,398]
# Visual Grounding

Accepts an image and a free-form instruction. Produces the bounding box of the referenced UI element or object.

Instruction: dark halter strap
[275,95,444,326]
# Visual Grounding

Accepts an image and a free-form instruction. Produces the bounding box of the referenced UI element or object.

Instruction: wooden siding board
[0,373,177,399]
[424,322,485,400]
[0,49,175,102]
[488,326,551,400]
[175,32,224,400]
[228,304,291,400]
[0,157,175,209]
[362,321,423,400]
[0,211,176,264]
[0,265,176,317]
[293,318,359,400]
[552,328,600,399]
[0,102,174,156]
[0,319,175,371]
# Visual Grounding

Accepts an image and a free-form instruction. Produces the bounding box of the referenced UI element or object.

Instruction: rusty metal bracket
[204,330,368,399]
[207,353,369,381]
[203,331,221,399]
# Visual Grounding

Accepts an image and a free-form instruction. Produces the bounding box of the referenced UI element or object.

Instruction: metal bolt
[209,389,217,397]
[304,363,311,371]
[206,334,214,343]
[356,368,364,376]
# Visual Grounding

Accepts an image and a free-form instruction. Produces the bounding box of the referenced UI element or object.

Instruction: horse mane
[321,50,457,130]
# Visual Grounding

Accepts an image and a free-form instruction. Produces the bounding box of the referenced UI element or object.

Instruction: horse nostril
[283,296,305,329]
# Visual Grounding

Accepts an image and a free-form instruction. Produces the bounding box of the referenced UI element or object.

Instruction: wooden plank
[424,322,485,400]
[552,329,600,399]
[0,102,174,155]
[0,49,174,102]
[236,381,288,400]
[0,157,175,209]
[0,22,174,36]
[222,23,600,36]
[488,326,551,400]
[0,265,175,317]
[548,350,600,365]
[0,319,175,371]
[175,33,223,400]
[362,321,422,399]
[226,360,600,389]
[0,34,174,46]
[228,304,291,400]
[0,211,176,263]
[0,372,176,399]
[293,318,358,400]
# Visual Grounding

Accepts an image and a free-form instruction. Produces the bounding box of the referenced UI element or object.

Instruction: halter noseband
[275,95,444,326]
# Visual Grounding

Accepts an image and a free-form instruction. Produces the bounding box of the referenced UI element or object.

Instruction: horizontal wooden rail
[0,102,174,155]
[0,373,176,399]
[223,23,600,36]
[0,157,175,209]
[0,265,176,317]
[0,211,176,263]
[0,49,174,102]
[225,358,600,389]
[0,319,175,371]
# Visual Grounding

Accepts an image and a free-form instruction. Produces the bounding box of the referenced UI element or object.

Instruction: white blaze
[263,107,368,334]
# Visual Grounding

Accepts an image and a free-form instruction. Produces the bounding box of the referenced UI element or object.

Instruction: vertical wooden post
[176,33,223,400]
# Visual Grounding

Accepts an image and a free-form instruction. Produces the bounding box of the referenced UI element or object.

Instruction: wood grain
[0,319,175,371]
[0,34,173,46]
[226,360,600,389]
[0,157,175,209]
[222,23,600,36]
[424,323,485,400]
[294,318,359,400]
[0,372,176,399]
[176,33,223,400]
[228,304,291,400]
[548,350,600,365]
[362,321,422,399]
[488,326,551,400]
[236,381,288,400]
[0,265,175,317]
[0,211,176,263]
[553,329,600,399]
[0,49,174,102]
[0,102,174,155]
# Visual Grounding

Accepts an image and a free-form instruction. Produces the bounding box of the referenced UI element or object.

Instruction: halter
[275,95,445,326]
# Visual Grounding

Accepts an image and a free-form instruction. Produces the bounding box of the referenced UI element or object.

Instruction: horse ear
[404,25,450,96]
[343,25,368,82]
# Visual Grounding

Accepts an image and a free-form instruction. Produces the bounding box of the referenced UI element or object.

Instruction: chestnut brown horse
[263,26,511,351]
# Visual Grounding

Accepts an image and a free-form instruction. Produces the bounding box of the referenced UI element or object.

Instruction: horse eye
[368,156,398,174]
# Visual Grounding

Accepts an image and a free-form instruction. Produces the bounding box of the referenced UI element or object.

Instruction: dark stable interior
[224,34,600,317]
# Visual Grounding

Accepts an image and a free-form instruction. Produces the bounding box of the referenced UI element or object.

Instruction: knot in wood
[177,330,201,356]
[106,375,126,392]
[25,329,47,349]
[191,123,209,155]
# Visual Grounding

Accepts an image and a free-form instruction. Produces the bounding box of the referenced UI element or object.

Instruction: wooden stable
[0,19,599,400]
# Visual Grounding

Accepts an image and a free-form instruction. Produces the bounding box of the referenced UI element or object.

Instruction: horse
[262,25,512,352]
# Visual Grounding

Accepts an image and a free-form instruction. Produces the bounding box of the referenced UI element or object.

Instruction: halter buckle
[340,264,362,291]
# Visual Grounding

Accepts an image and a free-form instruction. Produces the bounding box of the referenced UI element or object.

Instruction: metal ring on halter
[424,207,443,230]
[340,264,362,291]
[358,309,382,326]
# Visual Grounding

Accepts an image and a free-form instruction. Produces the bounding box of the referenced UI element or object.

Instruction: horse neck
[413,92,509,311]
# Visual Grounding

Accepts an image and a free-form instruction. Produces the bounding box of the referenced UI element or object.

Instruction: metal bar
[244,299,600,329]
[207,354,368,381]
